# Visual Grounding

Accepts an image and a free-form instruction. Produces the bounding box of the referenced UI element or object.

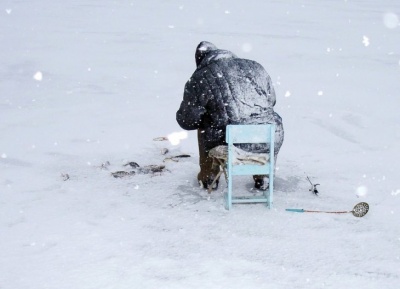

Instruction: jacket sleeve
[267,74,276,107]
[256,62,276,107]
[176,80,206,130]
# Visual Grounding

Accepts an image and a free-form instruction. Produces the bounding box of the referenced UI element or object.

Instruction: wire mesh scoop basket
[286,202,369,218]
[351,202,369,217]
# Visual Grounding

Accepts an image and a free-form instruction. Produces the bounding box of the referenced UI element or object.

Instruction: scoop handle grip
[285,208,304,213]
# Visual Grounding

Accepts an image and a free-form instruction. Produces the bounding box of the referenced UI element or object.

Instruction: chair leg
[226,171,232,210]
[224,191,229,210]
[268,174,274,209]
[207,170,223,194]
[217,159,228,182]
[207,158,227,194]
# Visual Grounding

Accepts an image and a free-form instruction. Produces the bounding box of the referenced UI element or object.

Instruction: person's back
[176,41,284,189]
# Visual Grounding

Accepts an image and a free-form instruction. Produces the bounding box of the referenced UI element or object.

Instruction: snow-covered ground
[1,0,400,288]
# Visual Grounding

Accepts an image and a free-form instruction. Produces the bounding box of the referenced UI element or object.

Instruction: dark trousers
[197,130,220,184]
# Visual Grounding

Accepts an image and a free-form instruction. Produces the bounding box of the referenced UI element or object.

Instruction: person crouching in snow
[176,41,284,190]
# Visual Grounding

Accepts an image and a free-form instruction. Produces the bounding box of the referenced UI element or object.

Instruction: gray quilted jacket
[176,42,284,159]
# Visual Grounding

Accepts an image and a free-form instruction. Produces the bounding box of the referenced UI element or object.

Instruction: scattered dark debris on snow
[138,164,165,174]
[111,164,166,178]
[111,171,136,178]
[153,136,168,141]
[123,161,140,168]
[61,173,70,181]
[104,147,190,179]
[100,161,111,170]
[163,154,191,162]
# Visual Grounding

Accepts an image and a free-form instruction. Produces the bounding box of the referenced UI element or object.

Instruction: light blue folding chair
[225,124,275,210]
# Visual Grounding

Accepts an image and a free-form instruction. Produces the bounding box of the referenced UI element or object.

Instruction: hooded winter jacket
[176,42,284,159]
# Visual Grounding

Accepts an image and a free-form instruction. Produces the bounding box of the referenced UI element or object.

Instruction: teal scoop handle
[285,208,305,213]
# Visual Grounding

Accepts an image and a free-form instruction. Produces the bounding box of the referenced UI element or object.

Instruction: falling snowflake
[167,131,188,145]
[383,12,399,29]
[284,91,291,97]
[1,153,7,159]
[317,91,323,96]
[356,186,368,197]
[33,71,43,81]
[362,36,370,47]
[6,8,12,14]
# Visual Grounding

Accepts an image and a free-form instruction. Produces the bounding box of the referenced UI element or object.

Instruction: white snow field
[1,0,399,288]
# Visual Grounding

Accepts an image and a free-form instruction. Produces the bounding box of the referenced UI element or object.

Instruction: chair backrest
[224,124,276,210]
[226,124,275,144]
